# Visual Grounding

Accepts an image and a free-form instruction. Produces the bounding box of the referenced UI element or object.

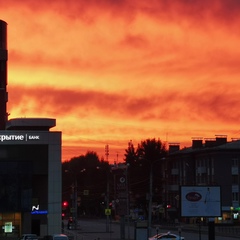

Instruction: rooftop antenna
[116,151,118,163]
[105,144,109,162]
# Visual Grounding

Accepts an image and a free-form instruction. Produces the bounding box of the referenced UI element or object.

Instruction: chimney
[204,138,216,148]
[192,138,203,149]
[215,135,227,146]
[0,20,8,130]
[169,143,180,153]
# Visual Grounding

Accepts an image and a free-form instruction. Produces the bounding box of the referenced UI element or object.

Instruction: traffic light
[62,201,68,210]
[166,204,171,209]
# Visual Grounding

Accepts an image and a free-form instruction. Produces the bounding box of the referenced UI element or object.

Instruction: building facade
[163,135,240,224]
[0,118,62,238]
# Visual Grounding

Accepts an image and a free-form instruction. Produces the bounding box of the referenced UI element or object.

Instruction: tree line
[62,138,167,218]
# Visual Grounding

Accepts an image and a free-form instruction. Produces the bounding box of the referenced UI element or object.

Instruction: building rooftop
[6,118,56,131]
[169,138,240,156]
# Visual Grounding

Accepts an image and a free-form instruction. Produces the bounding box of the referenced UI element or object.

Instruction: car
[52,234,69,240]
[43,234,69,240]
[149,232,184,240]
[19,234,38,240]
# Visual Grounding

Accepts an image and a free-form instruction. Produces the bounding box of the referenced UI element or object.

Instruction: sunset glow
[1,0,240,162]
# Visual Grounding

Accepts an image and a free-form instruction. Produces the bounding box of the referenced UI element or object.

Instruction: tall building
[0,20,62,238]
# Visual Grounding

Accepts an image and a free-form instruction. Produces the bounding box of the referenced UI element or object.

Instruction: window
[232,158,239,167]
[232,192,239,202]
[232,175,238,185]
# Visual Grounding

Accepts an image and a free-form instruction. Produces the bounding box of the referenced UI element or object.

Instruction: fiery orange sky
[1,0,240,162]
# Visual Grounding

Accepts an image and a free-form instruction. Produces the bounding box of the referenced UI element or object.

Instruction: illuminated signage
[0,134,40,142]
[31,204,48,215]
[4,222,12,233]
[31,210,48,215]
[32,205,39,211]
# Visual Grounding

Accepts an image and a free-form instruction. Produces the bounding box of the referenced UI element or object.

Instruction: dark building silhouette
[0,20,8,130]
[162,135,240,224]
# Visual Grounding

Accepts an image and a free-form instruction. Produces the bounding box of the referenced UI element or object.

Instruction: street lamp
[72,180,78,230]
[96,166,110,233]
[148,163,153,237]
[148,158,164,237]
[65,170,79,230]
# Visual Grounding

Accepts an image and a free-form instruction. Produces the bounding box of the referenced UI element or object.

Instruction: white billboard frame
[180,186,222,217]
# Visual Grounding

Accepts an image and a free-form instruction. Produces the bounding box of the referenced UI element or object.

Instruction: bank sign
[0,133,41,142]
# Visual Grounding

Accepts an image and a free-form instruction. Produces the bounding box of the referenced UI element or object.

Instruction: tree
[124,140,137,166]
[137,138,167,165]
[124,138,167,211]
[62,151,111,217]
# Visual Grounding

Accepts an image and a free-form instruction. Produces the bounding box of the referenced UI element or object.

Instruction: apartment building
[163,135,240,224]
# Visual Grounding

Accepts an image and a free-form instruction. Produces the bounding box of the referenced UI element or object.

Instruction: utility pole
[105,144,110,232]
[148,159,164,237]
[68,170,78,230]
[74,179,78,230]
[105,144,109,162]
[106,169,110,232]
[148,164,153,237]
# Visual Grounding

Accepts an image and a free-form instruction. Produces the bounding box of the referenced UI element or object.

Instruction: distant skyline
[1,0,240,162]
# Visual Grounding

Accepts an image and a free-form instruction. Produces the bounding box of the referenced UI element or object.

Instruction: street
[63,218,239,240]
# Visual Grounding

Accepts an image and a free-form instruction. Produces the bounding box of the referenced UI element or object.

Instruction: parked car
[149,232,184,240]
[52,234,69,240]
[43,234,69,240]
[19,234,38,240]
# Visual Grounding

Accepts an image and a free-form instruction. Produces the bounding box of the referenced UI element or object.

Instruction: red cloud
[7,84,240,125]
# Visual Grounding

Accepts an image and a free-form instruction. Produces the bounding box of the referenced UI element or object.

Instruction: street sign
[159,207,164,213]
[105,208,111,216]
[83,190,89,195]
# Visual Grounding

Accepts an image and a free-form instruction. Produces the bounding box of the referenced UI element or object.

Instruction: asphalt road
[63,218,239,240]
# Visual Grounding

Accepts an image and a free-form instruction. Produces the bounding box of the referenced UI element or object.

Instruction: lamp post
[148,163,153,237]
[106,168,110,233]
[96,166,110,233]
[65,170,79,230]
[148,159,164,237]
[71,180,78,230]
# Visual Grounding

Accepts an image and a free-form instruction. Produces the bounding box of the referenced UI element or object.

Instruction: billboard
[180,186,221,217]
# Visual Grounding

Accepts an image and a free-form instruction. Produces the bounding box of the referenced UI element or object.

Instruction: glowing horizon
[1,0,240,162]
